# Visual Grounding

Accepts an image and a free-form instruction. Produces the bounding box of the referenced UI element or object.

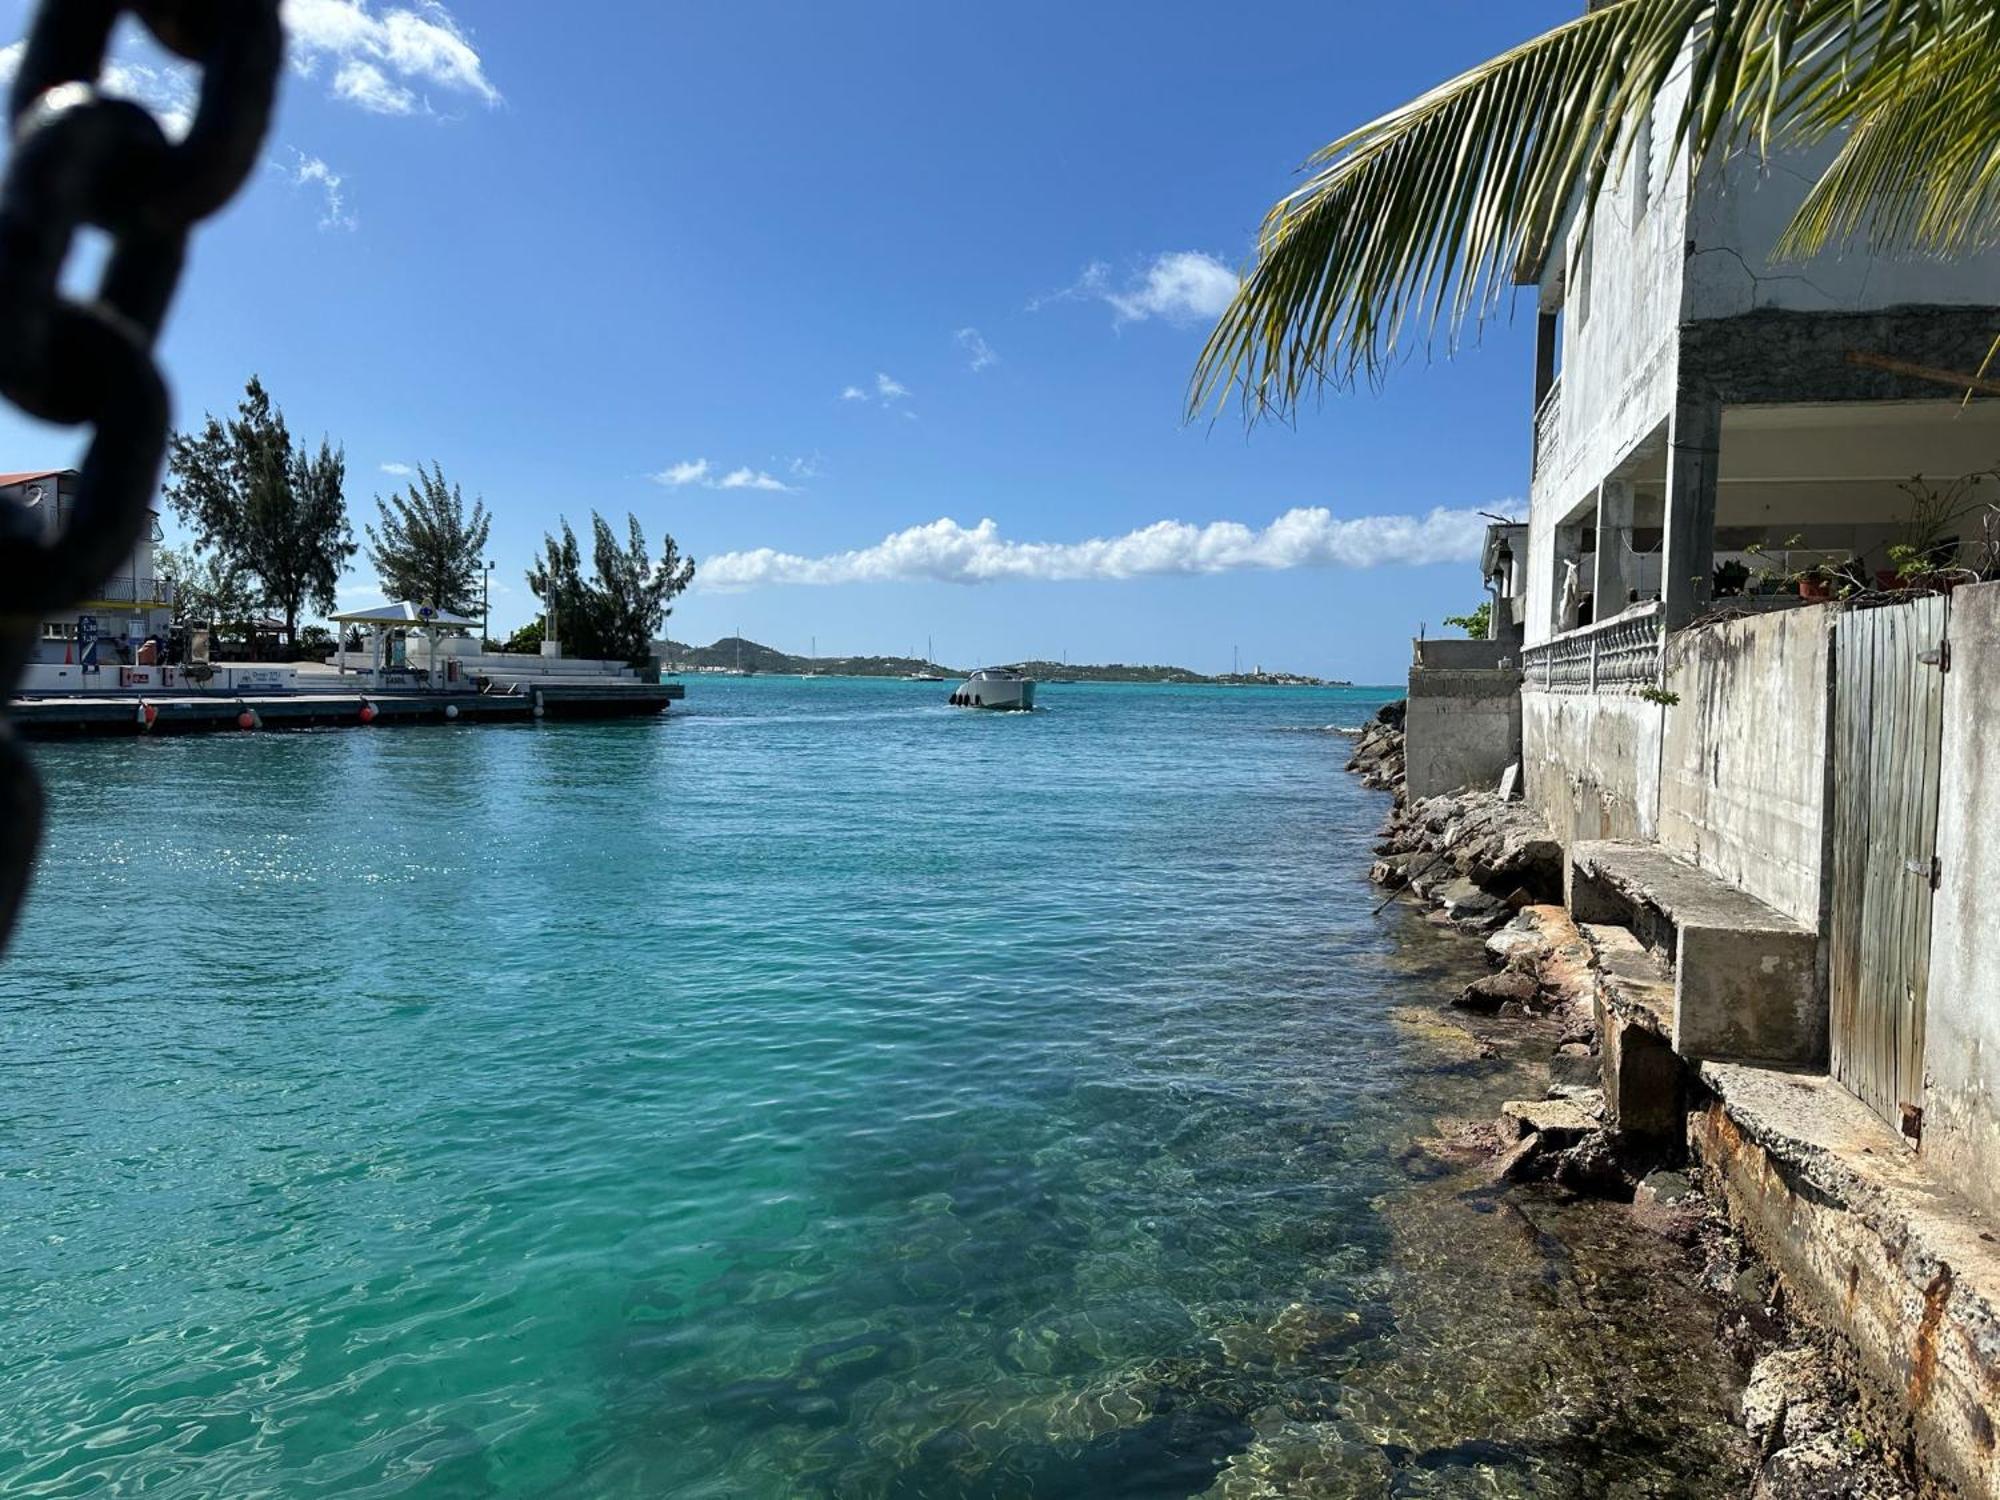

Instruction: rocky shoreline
[1347,701,1918,1500]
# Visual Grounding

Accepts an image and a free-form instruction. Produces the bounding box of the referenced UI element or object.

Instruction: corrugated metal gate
[1830,595,1949,1133]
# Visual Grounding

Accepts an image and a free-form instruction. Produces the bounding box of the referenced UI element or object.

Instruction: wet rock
[1500,1097,1596,1148]
[1551,1131,1635,1199]
[1452,970,1539,1014]
[1437,877,1506,928]
[1485,910,1549,968]
[1743,1348,1834,1446]
[1550,1043,1600,1088]
[1754,1432,1913,1500]
[1635,1169,1695,1207]
[1490,1132,1546,1184]
[1374,699,1406,729]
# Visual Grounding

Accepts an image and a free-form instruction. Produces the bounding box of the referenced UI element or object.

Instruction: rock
[1500,1097,1596,1147]
[1743,1347,1835,1446]
[1753,1432,1911,1500]
[1551,1132,1634,1198]
[1489,1132,1546,1184]
[1550,1043,1600,1088]
[1634,1169,1694,1207]
[1374,699,1406,729]
[1452,970,1540,1014]
[1437,877,1505,926]
[1485,911,1548,967]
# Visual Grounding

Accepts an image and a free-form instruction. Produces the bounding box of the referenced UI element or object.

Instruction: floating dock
[8,681,683,737]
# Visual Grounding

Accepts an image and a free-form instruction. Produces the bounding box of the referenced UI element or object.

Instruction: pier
[9,680,683,737]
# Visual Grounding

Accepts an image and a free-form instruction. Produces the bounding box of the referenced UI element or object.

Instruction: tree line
[158,376,695,667]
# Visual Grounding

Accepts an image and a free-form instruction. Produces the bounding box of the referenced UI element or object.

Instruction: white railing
[1521,602,1664,694]
[1532,376,1563,478]
[87,576,173,605]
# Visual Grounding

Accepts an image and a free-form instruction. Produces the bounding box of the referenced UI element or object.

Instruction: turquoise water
[0,678,1751,1497]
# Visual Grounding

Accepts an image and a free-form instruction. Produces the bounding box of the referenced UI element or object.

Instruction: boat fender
[359,701,378,724]
[444,704,459,720]
[136,701,157,730]
[236,708,257,731]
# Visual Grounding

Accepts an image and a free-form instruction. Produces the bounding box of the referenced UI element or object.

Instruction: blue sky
[1,0,1573,681]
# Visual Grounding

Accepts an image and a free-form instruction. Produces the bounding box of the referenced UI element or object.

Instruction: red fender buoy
[359,702,378,724]
[237,710,256,731]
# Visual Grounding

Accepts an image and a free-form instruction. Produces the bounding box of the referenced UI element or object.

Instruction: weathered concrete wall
[1658,608,1833,930]
[1412,638,1512,671]
[1520,689,1664,843]
[1692,1067,2000,1500]
[1685,134,2000,321]
[1405,668,1522,800]
[1924,580,2000,1223]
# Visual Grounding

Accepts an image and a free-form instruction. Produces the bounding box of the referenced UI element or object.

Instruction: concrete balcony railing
[1532,375,1563,479]
[83,576,174,606]
[1521,601,1664,694]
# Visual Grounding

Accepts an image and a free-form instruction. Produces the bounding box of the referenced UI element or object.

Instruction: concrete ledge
[1692,1063,2000,1498]
[1569,840,1822,1068]
[1583,924,1684,1142]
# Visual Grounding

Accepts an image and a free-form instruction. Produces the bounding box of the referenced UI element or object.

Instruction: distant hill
[658,637,1337,686]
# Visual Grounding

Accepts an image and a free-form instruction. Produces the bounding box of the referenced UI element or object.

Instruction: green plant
[501,620,545,654]
[364,462,492,616]
[1638,685,1680,707]
[1885,467,1997,583]
[1442,601,1492,639]
[1189,2,2000,421]
[526,513,696,668]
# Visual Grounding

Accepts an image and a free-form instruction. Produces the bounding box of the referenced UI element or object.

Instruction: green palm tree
[1191,0,1999,420]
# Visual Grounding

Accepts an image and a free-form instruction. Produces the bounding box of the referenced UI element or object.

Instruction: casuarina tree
[163,376,354,643]
[365,463,492,616]
[527,512,695,668]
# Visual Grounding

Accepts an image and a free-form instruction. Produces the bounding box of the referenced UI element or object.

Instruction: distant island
[659,637,1344,687]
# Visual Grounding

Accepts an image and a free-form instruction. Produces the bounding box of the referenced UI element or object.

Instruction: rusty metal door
[1830,595,1949,1133]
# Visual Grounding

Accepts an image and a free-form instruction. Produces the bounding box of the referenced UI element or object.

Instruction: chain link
[0,0,281,953]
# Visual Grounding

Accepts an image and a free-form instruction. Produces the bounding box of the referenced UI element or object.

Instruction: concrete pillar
[1593,478,1636,618]
[1660,398,1721,631]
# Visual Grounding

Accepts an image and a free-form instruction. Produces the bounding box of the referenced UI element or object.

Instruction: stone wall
[1658,607,1834,931]
[1924,580,2000,1223]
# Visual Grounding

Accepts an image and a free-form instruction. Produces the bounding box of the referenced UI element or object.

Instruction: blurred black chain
[0,0,281,953]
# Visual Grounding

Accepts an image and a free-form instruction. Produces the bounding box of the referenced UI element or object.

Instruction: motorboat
[949,667,1035,711]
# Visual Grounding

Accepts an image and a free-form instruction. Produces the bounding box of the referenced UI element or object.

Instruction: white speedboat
[949,667,1035,711]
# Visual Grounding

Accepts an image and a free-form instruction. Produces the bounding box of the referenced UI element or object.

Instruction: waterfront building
[9,469,175,668]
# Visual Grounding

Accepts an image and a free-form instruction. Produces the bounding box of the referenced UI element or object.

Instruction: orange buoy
[138,701,158,730]
[236,710,256,730]
[359,701,378,724]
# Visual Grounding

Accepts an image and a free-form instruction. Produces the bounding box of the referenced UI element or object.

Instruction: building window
[40,622,75,641]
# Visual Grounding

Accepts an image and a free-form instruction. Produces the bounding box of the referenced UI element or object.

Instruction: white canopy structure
[329,601,479,687]
[329,602,479,628]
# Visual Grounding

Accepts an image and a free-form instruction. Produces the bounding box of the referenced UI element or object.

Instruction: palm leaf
[1190,0,1913,422]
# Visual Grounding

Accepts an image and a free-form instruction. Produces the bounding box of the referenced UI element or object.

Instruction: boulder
[1452,970,1540,1014]
[1500,1096,1597,1147]
[1550,1043,1600,1088]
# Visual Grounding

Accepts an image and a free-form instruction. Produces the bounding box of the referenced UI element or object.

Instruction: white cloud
[282,0,499,114]
[288,152,357,230]
[333,58,418,114]
[698,506,1490,590]
[840,386,869,402]
[651,458,795,493]
[380,461,416,476]
[956,327,998,372]
[875,372,909,401]
[841,372,911,410]
[1035,252,1241,326]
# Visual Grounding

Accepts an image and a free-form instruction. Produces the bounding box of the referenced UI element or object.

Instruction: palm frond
[1190,0,1902,422]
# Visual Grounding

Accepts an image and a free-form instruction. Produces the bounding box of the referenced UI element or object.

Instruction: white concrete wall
[1658,608,1833,929]
[1520,689,1666,843]
[1923,580,2000,1221]
[1685,139,2000,321]
[1405,668,1522,800]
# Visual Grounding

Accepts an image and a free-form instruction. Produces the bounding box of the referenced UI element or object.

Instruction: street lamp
[482,559,494,648]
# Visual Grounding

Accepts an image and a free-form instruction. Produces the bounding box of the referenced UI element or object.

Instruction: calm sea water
[0,678,1751,1497]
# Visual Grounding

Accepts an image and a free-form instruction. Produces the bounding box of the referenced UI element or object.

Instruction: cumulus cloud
[283,0,500,114]
[652,458,795,493]
[381,461,416,477]
[698,506,1489,591]
[1035,251,1241,326]
[956,328,998,372]
[288,152,357,230]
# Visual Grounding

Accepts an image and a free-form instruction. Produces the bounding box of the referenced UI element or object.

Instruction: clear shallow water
[0,678,1751,1497]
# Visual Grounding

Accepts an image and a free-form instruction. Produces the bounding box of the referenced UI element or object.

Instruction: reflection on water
[0,680,1749,1497]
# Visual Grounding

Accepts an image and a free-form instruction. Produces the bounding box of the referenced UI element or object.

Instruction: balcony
[1532,375,1563,479]
[81,576,175,607]
[1521,602,1664,694]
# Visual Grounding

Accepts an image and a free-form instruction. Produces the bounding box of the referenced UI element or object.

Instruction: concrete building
[1470,68,2000,1496]
[9,469,175,668]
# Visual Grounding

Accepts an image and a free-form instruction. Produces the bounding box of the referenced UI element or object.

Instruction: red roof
[0,469,72,486]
